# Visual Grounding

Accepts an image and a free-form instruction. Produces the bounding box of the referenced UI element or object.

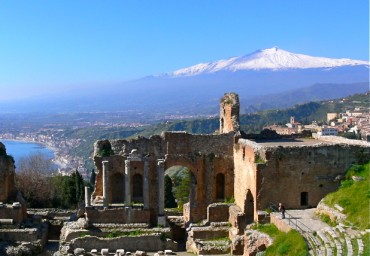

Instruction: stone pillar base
[157,216,166,227]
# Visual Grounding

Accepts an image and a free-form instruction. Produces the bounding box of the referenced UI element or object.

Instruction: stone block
[74,248,85,255]
[115,249,125,256]
[101,248,109,255]
[12,202,21,208]
[158,216,166,226]
[135,250,146,255]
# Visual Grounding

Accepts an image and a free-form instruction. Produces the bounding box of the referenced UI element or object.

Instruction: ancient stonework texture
[233,138,370,223]
[220,92,240,134]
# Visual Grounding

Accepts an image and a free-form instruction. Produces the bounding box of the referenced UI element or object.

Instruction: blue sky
[0,1,368,100]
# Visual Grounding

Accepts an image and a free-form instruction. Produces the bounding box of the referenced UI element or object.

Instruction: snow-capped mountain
[167,47,369,77]
[1,47,368,115]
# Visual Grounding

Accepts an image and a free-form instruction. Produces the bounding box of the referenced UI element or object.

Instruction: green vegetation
[164,175,177,208]
[323,162,370,229]
[224,197,235,203]
[173,168,191,209]
[318,213,337,227]
[254,224,309,256]
[364,233,370,255]
[105,230,147,238]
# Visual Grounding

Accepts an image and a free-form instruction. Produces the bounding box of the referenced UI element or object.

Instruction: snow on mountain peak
[167,47,369,77]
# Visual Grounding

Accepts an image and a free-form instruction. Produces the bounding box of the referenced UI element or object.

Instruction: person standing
[278,203,286,219]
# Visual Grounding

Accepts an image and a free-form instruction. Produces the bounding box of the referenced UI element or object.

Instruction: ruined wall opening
[300,192,308,206]
[165,166,190,210]
[110,173,124,203]
[244,190,254,224]
[215,173,225,200]
[132,174,143,203]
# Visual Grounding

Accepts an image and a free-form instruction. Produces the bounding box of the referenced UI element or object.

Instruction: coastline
[0,138,65,168]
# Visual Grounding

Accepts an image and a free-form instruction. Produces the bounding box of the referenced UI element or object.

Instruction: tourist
[278,203,286,219]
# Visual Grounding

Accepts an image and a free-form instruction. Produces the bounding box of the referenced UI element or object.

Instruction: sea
[1,140,55,167]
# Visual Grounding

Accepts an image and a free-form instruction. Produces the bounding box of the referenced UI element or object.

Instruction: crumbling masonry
[85,92,370,253]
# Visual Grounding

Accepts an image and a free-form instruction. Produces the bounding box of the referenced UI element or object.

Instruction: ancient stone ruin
[59,92,370,255]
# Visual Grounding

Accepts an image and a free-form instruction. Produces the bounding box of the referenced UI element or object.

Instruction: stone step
[317,231,331,256]
[357,238,364,255]
[302,232,319,256]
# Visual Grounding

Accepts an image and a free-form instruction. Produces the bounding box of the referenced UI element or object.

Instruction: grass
[363,233,370,255]
[254,224,309,256]
[323,162,370,230]
[318,213,337,227]
[105,230,147,238]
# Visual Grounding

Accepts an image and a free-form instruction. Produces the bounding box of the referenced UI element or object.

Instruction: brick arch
[244,189,254,224]
[164,156,207,222]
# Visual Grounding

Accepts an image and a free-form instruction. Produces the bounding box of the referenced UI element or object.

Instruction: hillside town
[264,102,370,140]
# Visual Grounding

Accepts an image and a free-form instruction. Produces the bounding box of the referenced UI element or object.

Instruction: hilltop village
[0,92,369,255]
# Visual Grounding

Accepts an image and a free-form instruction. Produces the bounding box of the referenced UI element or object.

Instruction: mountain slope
[166,47,369,76]
[0,48,368,115]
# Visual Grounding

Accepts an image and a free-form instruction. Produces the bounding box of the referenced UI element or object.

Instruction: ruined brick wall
[93,131,235,223]
[233,140,259,221]
[206,203,230,222]
[0,205,25,224]
[85,207,151,224]
[164,132,235,222]
[235,139,370,216]
[219,93,240,134]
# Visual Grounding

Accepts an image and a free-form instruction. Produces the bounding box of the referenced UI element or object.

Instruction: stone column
[84,186,91,207]
[102,161,109,208]
[143,158,149,210]
[124,159,131,206]
[157,159,165,215]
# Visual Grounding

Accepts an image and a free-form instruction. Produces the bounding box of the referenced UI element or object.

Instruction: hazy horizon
[0,1,368,101]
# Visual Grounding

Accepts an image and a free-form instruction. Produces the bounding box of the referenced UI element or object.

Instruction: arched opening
[244,190,254,224]
[216,173,225,200]
[110,173,124,203]
[165,166,191,209]
[132,174,143,203]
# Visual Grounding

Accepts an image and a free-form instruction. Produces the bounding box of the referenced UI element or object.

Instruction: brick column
[143,158,149,210]
[84,186,91,207]
[125,159,131,206]
[157,160,165,215]
[102,161,109,207]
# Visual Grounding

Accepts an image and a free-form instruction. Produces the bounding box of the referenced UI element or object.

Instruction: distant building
[318,126,339,136]
[265,116,303,135]
[327,113,338,122]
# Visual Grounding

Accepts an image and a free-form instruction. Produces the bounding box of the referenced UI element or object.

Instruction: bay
[1,140,55,167]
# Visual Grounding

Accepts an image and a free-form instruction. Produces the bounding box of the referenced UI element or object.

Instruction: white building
[318,126,339,136]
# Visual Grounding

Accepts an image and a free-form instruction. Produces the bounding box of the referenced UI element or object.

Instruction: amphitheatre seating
[272,210,368,256]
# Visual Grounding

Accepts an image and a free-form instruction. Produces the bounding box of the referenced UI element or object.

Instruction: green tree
[174,170,190,209]
[75,169,85,203]
[90,169,96,191]
[164,175,177,208]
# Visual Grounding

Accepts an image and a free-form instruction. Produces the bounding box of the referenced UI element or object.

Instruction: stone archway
[110,173,124,203]
[244,190,254,224]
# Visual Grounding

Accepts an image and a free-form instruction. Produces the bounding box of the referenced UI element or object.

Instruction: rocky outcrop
[0,142,16,202]
[243,230,272,256]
